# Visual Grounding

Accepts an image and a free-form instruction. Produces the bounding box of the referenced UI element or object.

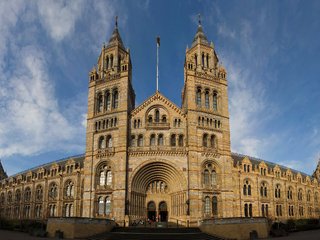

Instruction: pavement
[266,229,320,240]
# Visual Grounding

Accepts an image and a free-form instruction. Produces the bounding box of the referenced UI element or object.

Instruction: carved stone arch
[129,159,187,193]
[145,104,170,124]
[201,159,221,173]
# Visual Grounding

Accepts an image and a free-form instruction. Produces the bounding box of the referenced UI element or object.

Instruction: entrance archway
[159,201,168,222]
[129,160,187,222]
[147,201,156,221]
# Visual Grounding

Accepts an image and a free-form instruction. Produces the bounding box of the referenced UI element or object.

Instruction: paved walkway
[266,229,320,240]
[0,230,49,240]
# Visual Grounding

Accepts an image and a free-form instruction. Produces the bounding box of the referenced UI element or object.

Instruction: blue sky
[0,0,319,176]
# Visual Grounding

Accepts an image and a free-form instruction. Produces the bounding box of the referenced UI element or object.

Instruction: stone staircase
[89,227,226,240]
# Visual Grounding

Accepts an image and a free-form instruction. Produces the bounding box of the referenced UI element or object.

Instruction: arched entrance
[147,201,156,221]
[129,160,187,223]
[159,201,168,222]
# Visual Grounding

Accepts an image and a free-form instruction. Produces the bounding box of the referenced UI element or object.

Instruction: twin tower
[83,18,232,224]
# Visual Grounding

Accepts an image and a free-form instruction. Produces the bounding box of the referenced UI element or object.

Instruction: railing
[129,146,186,153]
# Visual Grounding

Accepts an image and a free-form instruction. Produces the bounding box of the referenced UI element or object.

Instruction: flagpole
[156,36,160,92]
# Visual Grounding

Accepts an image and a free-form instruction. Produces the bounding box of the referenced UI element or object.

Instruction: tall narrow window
[106,171,112,186]
[213,92,218,111]
[130,135,136,147]
[205,90,209,108]
[138,135,143,146]
[98,136,105,149]
[112,89,119,109]
[203,134,208,147]
[155,109,160,122]
[204,170,209,185]
[202,53,205,67]
[97,93,103,113]
[100,171,106,186]
[211,170,217,185]
[158,134,164,145]
[210,135,215,148]
[106,56,109,69]
[196,88,201,107]
[106,135,112,148]
[110,55,114,68]
[105,197,111,214]
[178,135,183,147]
[244,204,248,217]
[194,54,198,67]
[171,134,176,146]
[249,204,252,217]
[212,196,218,215]
[98,197,104,215]
[205,196,211,215]
[105,91,111,110]
[150,134,156,146]
[206,54,209,68]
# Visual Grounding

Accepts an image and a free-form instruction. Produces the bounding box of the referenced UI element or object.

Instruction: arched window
[97,93,103,113]
[49,183,58,199]
[194,54,198,66]
[98,197,104,215]
[24,187,31,202]
[203,134,208,147]
[130,135,136,147]
[196,88,201,107]
[244,204,248,217]
[112,89,119,109]
[106,56,109,69]
[36,185,43,201]
[162,115,167,123]
[213,92,218,111]
[138,135,143,147]
[205,90,209,108]
[178,135,184,147]
[105,197,111,215]
[98,136,105,149]
[204,169,210,185]
[298,189,303,201]
[275,184,281,198]
[105,91,111,111]
[287,187,293,200]
[158,134,164,145]
[243,180,251,196]
[106,135,112,148]
[65,181,74,197]
[204,196,211,215]
[8,191,12,203]
[99,171,106,186]
[15,189,21,203]
[202,53,205,67]
[148,115,153,123]
[0,193,5,205]
[106,171,112,186]
[150,134,156,146]
[206,54,209,68]
[212,196,217,215]
[155,109,160,122]
[170,134,176,146]
[211,170,217,185]
[260,182,267,197]
[210,135,216,148]
[307,190,311,202]
[110,55,114,68]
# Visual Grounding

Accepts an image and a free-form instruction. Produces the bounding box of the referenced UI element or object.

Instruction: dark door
[147,201,156,221]
[159,201,168,222]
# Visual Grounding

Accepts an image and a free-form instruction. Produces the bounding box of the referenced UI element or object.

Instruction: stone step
[89,227,225,240]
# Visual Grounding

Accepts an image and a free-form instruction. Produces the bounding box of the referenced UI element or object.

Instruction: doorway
[159,201,168,222]
[147,201,156,221]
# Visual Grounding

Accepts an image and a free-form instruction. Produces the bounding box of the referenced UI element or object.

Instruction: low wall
[47,217,116,239]
[200,217,269,240]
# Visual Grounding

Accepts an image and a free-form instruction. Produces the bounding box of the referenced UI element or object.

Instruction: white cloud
[36,0,84,41]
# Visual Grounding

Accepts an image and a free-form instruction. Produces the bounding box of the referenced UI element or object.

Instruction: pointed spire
[106,15,125,49]
[0,160,8,180]
[192,13,209,47]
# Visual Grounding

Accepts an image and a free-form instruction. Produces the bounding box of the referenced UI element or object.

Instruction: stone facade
[0,20,320,226]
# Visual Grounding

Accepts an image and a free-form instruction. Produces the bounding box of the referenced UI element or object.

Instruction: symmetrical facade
[0,20,320,225]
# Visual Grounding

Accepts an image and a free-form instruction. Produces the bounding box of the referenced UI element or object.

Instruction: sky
[0,0,319,176]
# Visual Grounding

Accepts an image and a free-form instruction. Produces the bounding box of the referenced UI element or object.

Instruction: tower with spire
[182,15,233,218]
[83,17,135,220]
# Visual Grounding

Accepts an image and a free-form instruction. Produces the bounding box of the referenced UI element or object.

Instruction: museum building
[0,19,320,226]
